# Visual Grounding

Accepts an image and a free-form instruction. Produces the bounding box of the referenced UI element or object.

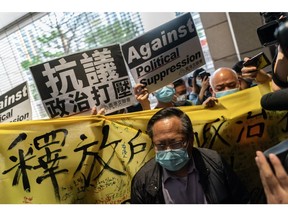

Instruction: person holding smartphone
[240,53,272,85]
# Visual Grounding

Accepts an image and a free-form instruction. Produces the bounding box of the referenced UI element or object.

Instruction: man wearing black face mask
[130,107,250,204]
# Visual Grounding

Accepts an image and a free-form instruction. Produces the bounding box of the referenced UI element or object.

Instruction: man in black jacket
[130,107,250,204]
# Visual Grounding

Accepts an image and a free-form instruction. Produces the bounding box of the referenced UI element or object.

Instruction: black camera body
[188,68,210,87]
[257,12,288,59]
[198,70,210,79]
[263,139,288,173]
[257,16,288,47]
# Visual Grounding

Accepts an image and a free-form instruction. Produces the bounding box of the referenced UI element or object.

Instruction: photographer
[261,44,288,110]
[259,14,288,110]
[188,68,212,105]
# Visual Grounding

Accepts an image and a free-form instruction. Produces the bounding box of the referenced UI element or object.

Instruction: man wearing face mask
[153,84,176,109]
[202,67,241,108]
[130,107,250,204]
[172,79,193,106]
[133,83,176,110]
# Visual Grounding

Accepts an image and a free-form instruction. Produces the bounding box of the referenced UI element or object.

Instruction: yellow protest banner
[1,82,288,204]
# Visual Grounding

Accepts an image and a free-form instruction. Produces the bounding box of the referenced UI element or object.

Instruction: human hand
[91,106,106,115]
[242,57,271,84]
[133,83,151,110]
[241,57,259,79]
[202,96,218,108]
[201,76,210,91]
[255,151,288,204]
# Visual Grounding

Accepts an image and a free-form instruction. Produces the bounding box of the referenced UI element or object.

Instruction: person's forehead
[152,117,183,139]
[213,70,237,84]
[175,84,186,92]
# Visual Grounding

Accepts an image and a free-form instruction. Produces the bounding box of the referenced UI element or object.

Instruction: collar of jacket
[145,148,210,198]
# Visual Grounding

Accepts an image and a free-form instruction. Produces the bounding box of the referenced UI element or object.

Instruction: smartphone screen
[243,52,271,70]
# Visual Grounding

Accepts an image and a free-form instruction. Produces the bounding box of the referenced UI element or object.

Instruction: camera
[257,13,288,58]
[257,17,288,47]
[198,70,210,79]
[188,68,210,87]
[263,139,288,173]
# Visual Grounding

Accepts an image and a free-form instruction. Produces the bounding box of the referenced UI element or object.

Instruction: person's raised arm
[198,76,210,104]
[241,57,271,84]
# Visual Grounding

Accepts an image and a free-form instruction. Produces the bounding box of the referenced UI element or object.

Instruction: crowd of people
[89,13,288,204]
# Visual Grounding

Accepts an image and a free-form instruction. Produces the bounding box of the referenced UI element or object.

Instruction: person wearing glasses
[130,107,250,204]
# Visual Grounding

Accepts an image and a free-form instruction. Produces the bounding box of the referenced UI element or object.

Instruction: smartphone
[243,52,271,70]
[263,139,288,173]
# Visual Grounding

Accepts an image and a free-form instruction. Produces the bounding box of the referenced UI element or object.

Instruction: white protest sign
[30,44,136,118]
[0,81,32,123]
[121,13,205,92]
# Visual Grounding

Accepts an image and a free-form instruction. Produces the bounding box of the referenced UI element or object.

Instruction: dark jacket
[131,147,250,204]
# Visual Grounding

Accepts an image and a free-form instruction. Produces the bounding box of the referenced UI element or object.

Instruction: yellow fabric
[1,82,288,203]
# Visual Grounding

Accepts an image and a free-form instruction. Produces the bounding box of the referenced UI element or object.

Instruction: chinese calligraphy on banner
[1,83,288,204]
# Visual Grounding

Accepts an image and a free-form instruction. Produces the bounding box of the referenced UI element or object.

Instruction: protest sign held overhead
[30,44,136,118]
[121,12,205,92]
[0,81,32,123]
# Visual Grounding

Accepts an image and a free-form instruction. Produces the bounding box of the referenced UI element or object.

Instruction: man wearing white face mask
[130,107,250,204]
[202,67,240,108]
[172,79,193,106]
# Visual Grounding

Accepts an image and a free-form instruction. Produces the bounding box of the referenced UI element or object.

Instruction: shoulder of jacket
[133,158,157,178]
[194,147,223,165]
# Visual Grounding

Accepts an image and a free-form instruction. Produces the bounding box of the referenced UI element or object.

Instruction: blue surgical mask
[154,86,175,103]
[215,88,239,98]
[155,148,190,171]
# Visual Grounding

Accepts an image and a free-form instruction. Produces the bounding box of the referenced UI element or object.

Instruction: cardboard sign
[121,13,205,92]
[0,81,32,123]
[30,44,136,118]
